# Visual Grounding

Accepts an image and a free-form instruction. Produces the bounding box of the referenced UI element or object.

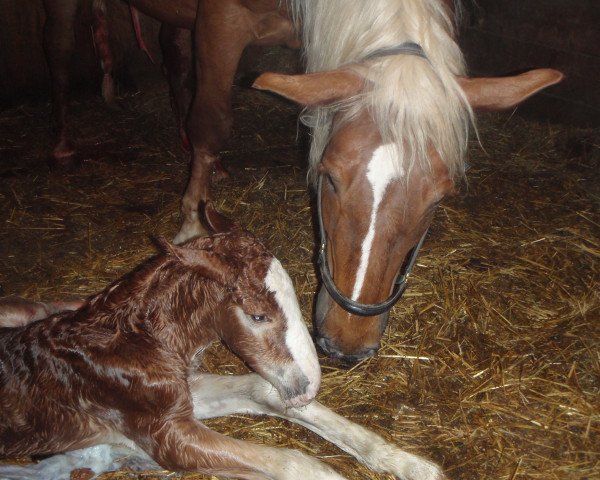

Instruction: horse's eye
[249,314,268,323]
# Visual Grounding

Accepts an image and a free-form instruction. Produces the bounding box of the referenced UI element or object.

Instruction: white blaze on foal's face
[265,258,321,404]
[351,144,404,301]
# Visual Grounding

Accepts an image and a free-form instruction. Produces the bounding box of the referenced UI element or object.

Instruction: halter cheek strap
[316,41,430,317]
[316,176,429,317]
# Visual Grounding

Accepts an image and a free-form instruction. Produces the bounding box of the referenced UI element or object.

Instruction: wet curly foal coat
[0,208,445,480]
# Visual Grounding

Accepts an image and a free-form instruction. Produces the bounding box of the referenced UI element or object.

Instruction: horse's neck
[149,282,222,360]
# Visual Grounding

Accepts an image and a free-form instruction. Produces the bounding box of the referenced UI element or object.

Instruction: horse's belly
[130,0,197,29]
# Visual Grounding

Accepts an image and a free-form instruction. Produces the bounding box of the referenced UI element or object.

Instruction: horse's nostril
[316,336,378,363]
[339,349,377,366]
[363,348,377,359]
[316,336,335,356]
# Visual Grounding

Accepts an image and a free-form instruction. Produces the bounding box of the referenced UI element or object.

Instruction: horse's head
[174,203,320,407]
[254,66,563,362]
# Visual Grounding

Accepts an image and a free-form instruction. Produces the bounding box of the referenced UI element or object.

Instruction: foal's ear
[253,69,365,106]
[458,68,564,111]
[202,201,238,234]
[156,237,234,285]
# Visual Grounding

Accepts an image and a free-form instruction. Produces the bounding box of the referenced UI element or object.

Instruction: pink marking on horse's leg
[92,0,115,104]
[180,128,191,152]
[130,6,155,63]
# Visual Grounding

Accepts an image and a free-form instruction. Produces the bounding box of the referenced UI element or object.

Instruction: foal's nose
[316,336,378,364]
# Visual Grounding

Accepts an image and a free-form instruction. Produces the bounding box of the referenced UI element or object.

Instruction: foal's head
[254,65,562,362]
[178,204,321,407]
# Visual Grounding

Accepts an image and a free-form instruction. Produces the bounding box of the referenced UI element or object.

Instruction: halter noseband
[316,41,430,317]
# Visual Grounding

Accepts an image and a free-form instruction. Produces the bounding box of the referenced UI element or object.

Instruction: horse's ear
[253,69,364,106]
[202,201,238,234]
[156,237,234,284]
[458,68,564,111]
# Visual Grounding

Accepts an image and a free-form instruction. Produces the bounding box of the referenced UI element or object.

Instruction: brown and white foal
[0,205,445,480]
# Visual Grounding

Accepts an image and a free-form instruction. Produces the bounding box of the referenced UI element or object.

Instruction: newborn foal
[0,205,445,480]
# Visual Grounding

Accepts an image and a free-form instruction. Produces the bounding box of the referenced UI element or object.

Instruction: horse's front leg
[188,373,447,480]
[143,415,346,480]
[42,0,79,166]
[174,1,255,244]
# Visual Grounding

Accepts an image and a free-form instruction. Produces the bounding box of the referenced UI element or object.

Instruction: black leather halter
[316,42,430,317]
[316,177,429,317]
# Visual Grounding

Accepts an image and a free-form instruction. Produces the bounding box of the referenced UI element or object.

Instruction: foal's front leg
[189,373,446,480]
[144,415,345,480]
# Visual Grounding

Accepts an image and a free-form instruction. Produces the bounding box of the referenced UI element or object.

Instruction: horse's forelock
[289,0,473,184]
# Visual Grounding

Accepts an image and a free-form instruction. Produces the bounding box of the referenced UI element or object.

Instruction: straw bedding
[0,81,598,479]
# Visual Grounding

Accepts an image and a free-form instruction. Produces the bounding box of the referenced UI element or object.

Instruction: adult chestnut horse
[44,0,563,362]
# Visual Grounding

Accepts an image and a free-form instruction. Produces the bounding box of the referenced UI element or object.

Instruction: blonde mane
[288,0,473,183]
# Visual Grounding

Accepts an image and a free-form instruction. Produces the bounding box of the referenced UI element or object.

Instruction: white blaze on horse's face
[352,144,404,301]
[265,258,321,403]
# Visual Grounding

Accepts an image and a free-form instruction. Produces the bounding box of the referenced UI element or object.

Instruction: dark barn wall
[460,0,600,126]
[0,0,162,107]
[1,0,597,127]
[0,1,298,109]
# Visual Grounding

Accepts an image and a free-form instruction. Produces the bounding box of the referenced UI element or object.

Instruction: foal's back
[0,305,189,457]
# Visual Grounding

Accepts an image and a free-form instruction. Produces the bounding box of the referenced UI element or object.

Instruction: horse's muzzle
[316,335,378,364]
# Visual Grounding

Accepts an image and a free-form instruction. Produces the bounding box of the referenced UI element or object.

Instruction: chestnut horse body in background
[0,204,446,480]
[42,0,563,362]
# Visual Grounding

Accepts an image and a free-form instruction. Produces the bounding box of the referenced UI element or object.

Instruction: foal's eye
[249,314,268,323]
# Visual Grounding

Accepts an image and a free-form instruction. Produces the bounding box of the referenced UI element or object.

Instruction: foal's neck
[84,256,224,360]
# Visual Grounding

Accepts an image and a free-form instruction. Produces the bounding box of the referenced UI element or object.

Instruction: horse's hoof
[47,152,81,170]
[52,143,76,158]
[48,137,80,169]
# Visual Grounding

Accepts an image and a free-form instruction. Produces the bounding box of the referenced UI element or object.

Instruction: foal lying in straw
[0,204,445,480]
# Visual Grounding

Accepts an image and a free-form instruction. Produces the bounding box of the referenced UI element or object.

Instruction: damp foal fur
[0,204,447,480]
